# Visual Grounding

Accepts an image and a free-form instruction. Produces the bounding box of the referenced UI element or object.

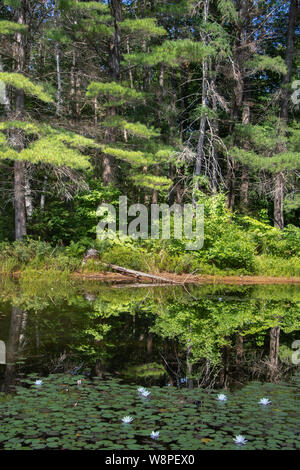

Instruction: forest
[1,1,300,453]
[0,0,299,278]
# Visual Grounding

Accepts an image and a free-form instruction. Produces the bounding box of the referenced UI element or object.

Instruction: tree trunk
[193,0,209,200]
[273,0,297,229]
[102,0,122,184]
[2,307,23,393]
[0,55,11,115]
[24,164,34,219]
[109,0,122,81]
[274,172,284,229]
[12,7,27,239]
[280,0,297,123]
[54,3,62,116]
[235,333,243,377]
[240,99,250,210]
[55,42,62,116]
[40,175,47,211]
[269,326,281,380]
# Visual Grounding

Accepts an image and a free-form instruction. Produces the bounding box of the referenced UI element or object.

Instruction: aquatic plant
[122,416,134,424]
[0,374,299,450]
[233,435,248,445]
[259,398,271,405]
[217,394,227,402]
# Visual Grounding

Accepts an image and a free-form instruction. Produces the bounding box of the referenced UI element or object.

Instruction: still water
[0,277,300,389]
[0,276,299,449]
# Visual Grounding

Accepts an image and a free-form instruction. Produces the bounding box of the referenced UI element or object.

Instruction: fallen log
[102,263,181,285]
[112,283,176,288]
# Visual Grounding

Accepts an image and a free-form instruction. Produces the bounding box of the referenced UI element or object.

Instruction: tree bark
[280,0,297,123]
[24,164,34,219]
[269,326,281,380]
[274,0,297,229]
[102,0,123,185]
[193,0,209,201]
[274,172,284,229]
[2,307,23,393]
[240,99,250,210]
[12,6,27,239]
[0,55,11,115]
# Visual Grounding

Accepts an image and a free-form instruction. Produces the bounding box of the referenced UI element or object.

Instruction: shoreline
[71,271,300,285]
[1,270,300,285]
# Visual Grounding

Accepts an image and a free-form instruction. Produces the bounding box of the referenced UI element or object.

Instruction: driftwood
[102,263,181,285]
[112,283,176,288]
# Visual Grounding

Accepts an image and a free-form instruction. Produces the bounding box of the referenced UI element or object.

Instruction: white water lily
[259,397,271,405]
[122,416,134,424]
[137,387,146,393]
[233,435,247,445]
[141,390,151,397]
[217,393,227,401]
[150,431,160,439]
[34,380,43,386]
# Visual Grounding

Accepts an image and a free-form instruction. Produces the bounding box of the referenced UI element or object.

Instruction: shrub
[101,245,149,272]
[64,237,95,258]
[255,255,300,277]
[203,230,256,272]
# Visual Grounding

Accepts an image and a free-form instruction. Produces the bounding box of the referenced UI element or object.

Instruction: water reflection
[0,277,299,391]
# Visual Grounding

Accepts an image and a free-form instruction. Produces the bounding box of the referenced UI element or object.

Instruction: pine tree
[0,3,98,239]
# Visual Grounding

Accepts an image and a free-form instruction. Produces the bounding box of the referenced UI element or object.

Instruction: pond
[0,276,299,450]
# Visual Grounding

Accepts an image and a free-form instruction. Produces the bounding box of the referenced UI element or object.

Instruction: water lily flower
[217,393,227,402]
[150,431,160,439]
[34,380,43,386]
[141,390,151,397]
[137,387,146,393]
[77,380,82,386]
[259,397,271,405]
[122,416,134,424]
[233,435,247,445]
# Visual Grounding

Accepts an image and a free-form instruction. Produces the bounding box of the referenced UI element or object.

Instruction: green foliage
[0,373,299,450]
[102,147,149,166]
[0,73,53,103]
[255,255,300,277]
[217,0,238,23]
[101,244,149,272]
[124,40,215,67]
[237,216,300,257]
[120,18,166,37]
[247,55,287,75]
[131,174,172,190]
[102,117,160,139]
[0,123,98,170]
[0,120,40,134]
[86,82,144,105]
[0,20,28,35]
[28,181,121,244]
[0,238,54,265]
